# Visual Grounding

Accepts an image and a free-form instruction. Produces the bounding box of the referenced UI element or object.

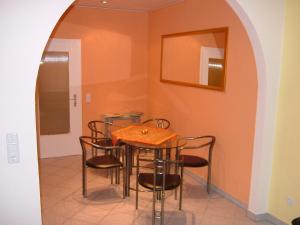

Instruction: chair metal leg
[136,152,139,209]
[179,177,183,210]
[152,191,156,225]
[82,165,87,198]
[106,150,109,178]
[161,190,165,225]
[131,148,135,167]
[110,169,113,184]
[116,149,121,185]
[129,146,133,175]
[135,177,139,209]
[178,166,184,210]
[123,164,126,199]
[207,164,211,194]
[174,147,179,200]
[115,168,118,184]
[122,149,126,199]
[125,145,131,197]
[118,167,120,184]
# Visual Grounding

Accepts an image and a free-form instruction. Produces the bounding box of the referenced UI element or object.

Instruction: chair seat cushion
[86,155,122,169]
[138,173,181,190]
[180,155,208,167]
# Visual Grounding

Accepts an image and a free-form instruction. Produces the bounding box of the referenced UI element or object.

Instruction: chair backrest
[136,148,183,179]
[88,120,105,137]
[142,118,170,129]
[79,136,118,157]
[179,135,216,160]
[153,158,183,176]
[88,120,114,138]
[181,136,215,149]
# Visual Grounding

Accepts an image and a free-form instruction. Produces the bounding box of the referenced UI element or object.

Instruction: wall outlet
[287,196,295,206]
[86,93,91,103]
[6,133,20,164]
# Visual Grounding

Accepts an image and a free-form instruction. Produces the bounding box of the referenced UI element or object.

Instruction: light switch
[6,133,20,164]
[86,93,92,103]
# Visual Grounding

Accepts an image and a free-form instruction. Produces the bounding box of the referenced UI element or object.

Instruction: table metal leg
[166,148,171,173]
[124,144,132,197]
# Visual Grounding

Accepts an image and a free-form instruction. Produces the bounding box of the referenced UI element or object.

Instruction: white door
[38,38,82,158]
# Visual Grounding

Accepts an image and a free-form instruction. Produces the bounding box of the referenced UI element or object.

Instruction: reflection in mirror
[208,58,224,87]
[160,27,228,91]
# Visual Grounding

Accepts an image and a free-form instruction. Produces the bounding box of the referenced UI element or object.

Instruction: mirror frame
[160,27,229,91]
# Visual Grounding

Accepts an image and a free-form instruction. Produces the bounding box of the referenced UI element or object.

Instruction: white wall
[0,1,285,224]
[0,1,73,225]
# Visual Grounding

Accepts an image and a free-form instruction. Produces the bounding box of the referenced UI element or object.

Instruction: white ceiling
[74,0,184,12]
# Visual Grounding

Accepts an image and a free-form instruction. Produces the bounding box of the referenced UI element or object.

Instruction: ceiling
[74,0,184,12]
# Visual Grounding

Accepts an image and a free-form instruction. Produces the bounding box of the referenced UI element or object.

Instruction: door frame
[38,38,82,158]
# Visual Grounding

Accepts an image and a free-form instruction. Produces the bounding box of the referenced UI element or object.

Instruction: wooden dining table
[111,125,186,197]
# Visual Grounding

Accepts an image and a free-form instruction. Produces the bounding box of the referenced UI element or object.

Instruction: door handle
[70,94,77,107]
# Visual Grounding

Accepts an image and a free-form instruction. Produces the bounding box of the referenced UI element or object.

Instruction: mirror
[160,27,228,91]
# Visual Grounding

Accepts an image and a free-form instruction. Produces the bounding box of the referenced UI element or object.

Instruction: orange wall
[148,0,257,204]
[52,7,148,134]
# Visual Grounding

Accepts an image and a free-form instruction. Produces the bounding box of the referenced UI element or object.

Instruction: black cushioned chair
[79,136,124,198]
[177,136,216,193]
[135,148,184,225]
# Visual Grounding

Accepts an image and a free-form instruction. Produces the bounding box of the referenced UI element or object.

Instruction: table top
[111,125,186,149]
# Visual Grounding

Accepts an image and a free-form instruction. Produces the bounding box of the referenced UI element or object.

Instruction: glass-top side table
[103,112,144,137]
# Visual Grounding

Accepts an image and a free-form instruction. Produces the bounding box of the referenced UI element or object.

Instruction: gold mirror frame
[160,27,229,91]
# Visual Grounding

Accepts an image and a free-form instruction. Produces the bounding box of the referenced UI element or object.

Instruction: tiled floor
[39,155,273,225]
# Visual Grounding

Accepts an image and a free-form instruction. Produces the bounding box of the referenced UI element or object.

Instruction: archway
[0,1,285,224]
[43,0,266,216]
[227,0,285,217]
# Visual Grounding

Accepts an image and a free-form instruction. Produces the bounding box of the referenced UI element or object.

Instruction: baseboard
[246,211,266,221]
[184,169,288,225]
[247,211,288,225]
